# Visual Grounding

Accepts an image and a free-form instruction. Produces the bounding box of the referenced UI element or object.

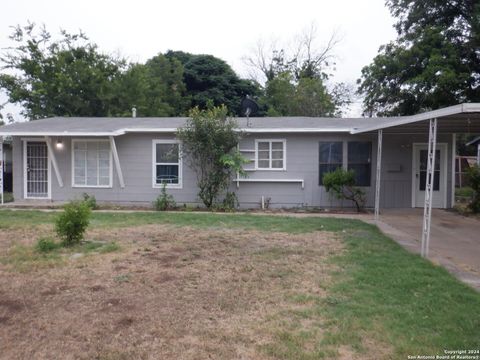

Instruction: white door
[24,141,50,199]
[413,143,447,208]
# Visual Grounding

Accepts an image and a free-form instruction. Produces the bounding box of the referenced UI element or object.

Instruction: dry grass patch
[0,224,346,360]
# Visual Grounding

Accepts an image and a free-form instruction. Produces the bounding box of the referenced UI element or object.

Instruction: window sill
[153,184,183,190]
[72,185,113,189]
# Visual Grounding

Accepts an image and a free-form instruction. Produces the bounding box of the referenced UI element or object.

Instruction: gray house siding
[10,131,453,209]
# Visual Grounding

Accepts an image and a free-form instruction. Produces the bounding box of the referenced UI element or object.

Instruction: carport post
[421,118,437,258]
[0,137,3,205]
[374,129,383,221]
[477,143,480,165]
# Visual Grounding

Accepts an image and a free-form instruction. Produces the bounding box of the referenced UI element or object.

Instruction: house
[0,103,479,212]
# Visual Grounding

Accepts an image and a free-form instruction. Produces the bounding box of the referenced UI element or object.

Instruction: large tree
[165,51,260,116]
[244,24,352,117]
[0,24,125,119]
[358,0,480,116]
[112,55,188,117]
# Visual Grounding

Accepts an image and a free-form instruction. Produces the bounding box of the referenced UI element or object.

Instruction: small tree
[55,201,91,246]
[467,165,480,213]
[323,168,366,212]
[177,105,247,208]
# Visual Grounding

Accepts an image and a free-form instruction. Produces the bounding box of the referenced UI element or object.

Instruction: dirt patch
[0,224,345,359]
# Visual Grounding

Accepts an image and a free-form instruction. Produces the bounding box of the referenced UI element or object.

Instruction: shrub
[467,164,480,213]
[153,182,176,211]
[82,193,98,210]
[36,237,60,253]
[220,191,239,212]
[177,105,248,208]
[55,201,91,246]
[323,168,366,212]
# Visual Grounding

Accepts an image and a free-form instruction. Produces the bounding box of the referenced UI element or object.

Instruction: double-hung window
[255,139,286,170]
[347,141,372,186]
[153,140,182,188]
[72,140,112,187]
[319,142,343,185]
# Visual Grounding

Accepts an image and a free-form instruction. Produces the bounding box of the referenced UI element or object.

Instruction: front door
[413,143,447,208]
[24,141,50,199]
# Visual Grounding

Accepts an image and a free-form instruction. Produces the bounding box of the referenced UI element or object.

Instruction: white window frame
[255,139,287,171]
[71,139,113,188]
[152,139,183,189]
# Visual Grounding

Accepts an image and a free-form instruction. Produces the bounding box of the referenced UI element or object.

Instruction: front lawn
[0,210,478,359]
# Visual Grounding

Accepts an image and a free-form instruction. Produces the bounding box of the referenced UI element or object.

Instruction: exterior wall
[380,133,453,208]
[9,131,454,209]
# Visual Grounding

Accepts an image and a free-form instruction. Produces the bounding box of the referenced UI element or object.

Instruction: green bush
[214,191,239,212]
[467,165,480,213]
[153,182,176,211]
[323,168,366,212]
[35,237,60,253]
[82,193,98,210]
[55,201,91,246]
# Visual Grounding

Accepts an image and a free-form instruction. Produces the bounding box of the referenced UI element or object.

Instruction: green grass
[0,209,370,233]
[1,192,14,203]
[266,225,480,359]
[455,186,474,198]
[1,238,121,272]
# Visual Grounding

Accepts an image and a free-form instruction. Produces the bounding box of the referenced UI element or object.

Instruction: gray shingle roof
[0,103,479,136]
[0,116,394,136]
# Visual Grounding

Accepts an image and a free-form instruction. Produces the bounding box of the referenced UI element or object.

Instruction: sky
[0,0,397,119]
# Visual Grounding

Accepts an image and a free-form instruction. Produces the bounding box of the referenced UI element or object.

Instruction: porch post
[44,136,64,188]
[477,143,480,165]
[109,136,125,188]
[374,129,383,221]
[0,137,3,205]
[421,118,437,258]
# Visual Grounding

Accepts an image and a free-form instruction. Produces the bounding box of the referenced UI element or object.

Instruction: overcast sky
[0,0,397,119]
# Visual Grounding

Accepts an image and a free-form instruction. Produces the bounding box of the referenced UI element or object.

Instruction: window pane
[86,176,97,186]
[258,160,269,168]
[272,150,283,160]
[156,165,179,184]
[348,142,371,164]
[99,177,110,186]
[348,142,371,186]
[74,142,87,150]
[272,160,283,168]
[258,142,269,151]
[319,142,342,164]
[348,164,371,186]
[272,142,283,150]
[156,144,179,163]
[258,150,270,161]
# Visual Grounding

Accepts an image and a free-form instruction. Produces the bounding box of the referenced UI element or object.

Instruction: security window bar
[319,142,343,185]
[256,140,285,170]
[347,141,372,186]
[154,142,181,186]
[73,141,111,187]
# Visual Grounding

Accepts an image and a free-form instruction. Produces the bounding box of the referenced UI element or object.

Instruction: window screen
[154,142,180,185]
[347,141,372,186]
[319,142,343,185]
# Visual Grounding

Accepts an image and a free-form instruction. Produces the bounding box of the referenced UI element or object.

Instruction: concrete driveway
[376,209,480,290]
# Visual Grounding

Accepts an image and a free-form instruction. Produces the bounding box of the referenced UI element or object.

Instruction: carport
[352,103,480,258]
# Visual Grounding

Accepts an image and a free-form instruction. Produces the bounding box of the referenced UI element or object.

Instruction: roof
[0,103,479,136]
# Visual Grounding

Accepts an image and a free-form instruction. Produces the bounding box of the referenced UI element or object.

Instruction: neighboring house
[0,103,479,210]
[466,136,480,165]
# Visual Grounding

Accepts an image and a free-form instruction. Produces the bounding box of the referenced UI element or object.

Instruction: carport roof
[0,103,479,136]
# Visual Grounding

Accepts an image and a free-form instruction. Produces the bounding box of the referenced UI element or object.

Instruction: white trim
[152,139,183,189]
[71,139,113,188]
[374,130,383,220]
[233,178,304,189]
[23,139,51,200]
[109,136,125,188]
[254,139,287,171]
[451,133,456,207]
[411,142,448,209]
[44,136,64,188]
